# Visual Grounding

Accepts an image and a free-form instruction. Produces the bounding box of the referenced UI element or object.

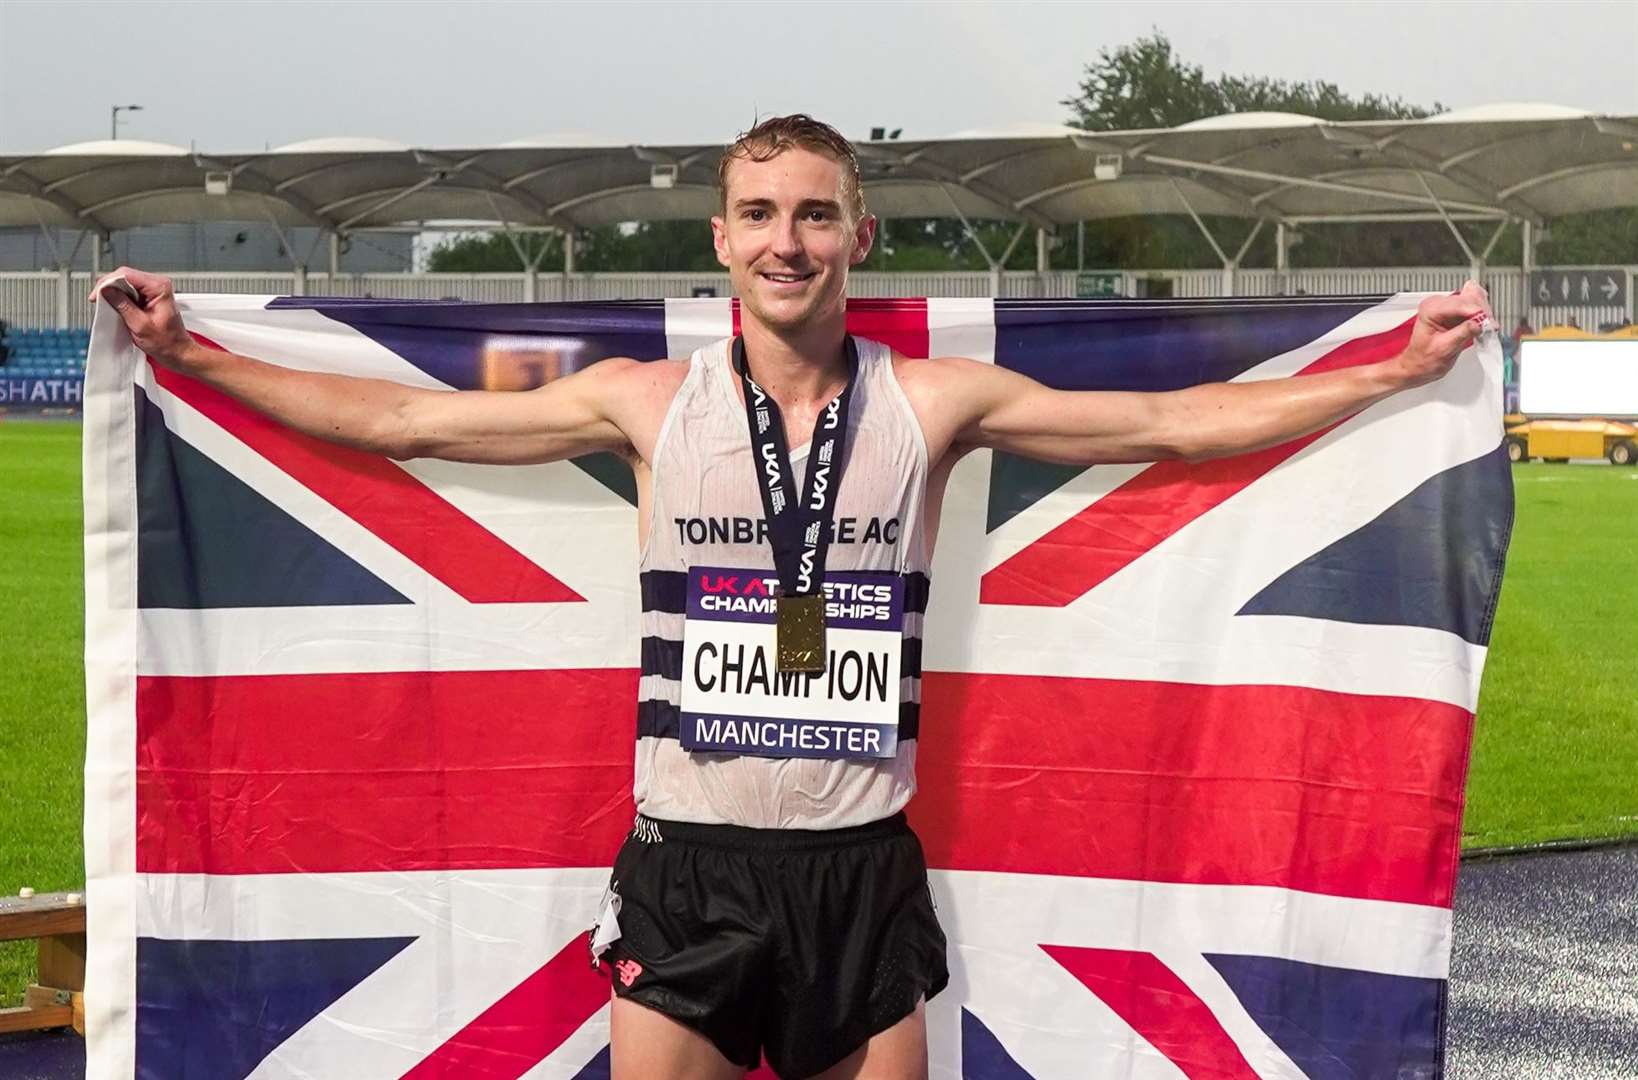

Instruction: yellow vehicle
[1509,326,1638,465]
[1504,416,1638,465]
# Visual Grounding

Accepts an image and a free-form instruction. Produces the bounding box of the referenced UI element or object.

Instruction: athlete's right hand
[91,267,195,367]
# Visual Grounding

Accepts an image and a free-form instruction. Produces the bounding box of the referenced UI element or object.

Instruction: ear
[710,215,731,269]
[849,214,877,267]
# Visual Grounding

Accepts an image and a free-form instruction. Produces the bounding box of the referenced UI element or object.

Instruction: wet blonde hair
[717,113,866,223]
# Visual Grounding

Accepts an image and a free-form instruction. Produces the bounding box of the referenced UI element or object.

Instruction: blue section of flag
[570,1045,611,1078]
[1238,443,1513,645]
[135,387,410,609]
[266,298,658,503]
[986,298,1382,529]
[1206,953,1444,1080]
[992,297,1382,390]
[961,1008,1036,1079]
[135,935,414,1080]
[265,298,672,387]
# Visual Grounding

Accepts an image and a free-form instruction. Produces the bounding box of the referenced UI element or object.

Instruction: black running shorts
[593,811,948,1078]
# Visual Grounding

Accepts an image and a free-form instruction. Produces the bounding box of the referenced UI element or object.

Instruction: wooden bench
[0,891,86,1035]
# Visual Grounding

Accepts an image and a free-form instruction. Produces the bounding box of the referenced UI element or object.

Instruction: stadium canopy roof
[1,105,1632,250]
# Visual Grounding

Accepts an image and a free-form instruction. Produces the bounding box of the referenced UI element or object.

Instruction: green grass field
[0,423,1634,1003]
[1465,462,1638,848]
[1,422,86,1008]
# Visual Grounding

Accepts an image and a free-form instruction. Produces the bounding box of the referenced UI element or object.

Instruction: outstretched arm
[96,267,658,465]
[903,284,1492,466]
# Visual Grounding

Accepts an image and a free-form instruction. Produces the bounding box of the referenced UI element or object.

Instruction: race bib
[679,566,903,759]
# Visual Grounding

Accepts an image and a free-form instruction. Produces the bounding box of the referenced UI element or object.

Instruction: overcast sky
[1,0,1635,152]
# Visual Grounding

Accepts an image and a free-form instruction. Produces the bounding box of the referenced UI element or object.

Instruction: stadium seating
[0,326,90,379]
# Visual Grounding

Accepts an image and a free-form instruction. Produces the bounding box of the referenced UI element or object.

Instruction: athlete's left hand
[1391,281,1493,389]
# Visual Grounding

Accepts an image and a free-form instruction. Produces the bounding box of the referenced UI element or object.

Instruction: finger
[1430,314,1485,356]
[118,266,168,294]
[1421,293,1487,328]
[100,285,137,312]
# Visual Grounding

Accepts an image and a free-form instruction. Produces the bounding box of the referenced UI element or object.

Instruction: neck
[738,311,849,403]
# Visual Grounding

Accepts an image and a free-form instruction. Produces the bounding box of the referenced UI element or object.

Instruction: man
[99,114,1490,1080]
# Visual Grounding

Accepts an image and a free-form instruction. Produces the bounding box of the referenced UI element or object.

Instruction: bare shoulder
[890,353,1001,411]
[889,353,1003,461]
[578,356,691,463]
[582,355,689,390]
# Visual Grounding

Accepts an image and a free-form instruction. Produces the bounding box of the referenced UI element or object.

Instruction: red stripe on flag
[149,336,583,603]
[1042,946,1261,1080]
[727,298,931,358]
[980,318,1414,607]
[135,670,635,874]
[846,298,931,359]
[399,936,608,1080]
[908,671,1470,908]
[137,668,1468,907]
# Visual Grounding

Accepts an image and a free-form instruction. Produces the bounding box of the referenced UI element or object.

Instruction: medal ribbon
[733,335,858,600]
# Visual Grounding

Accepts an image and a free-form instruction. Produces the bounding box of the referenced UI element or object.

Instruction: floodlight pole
[111,104,142,140]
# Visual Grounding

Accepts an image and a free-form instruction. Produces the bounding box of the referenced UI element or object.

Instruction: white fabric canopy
[2,105,1633,236]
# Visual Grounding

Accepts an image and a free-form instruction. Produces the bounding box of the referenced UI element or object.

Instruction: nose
[770,214,803,262]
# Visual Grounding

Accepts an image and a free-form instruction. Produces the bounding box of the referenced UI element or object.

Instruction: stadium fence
[2,267,1631,332]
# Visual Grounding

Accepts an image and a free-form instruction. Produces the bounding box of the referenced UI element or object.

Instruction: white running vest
[634,335,930,829]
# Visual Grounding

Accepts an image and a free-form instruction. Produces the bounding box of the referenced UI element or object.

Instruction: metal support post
[1275,222,1290,294]
[1520,220,1534,322]
[1412,171,1480,275]
[329,231,341,278]
[91,231,112,279]
[995,224,1028,297]
[1076,220,1085,272]
[1170,179,1237,296]
[1035,227,1049,275]
[563,230,577,275]
[55,267,70,328]
[940,185,1016,297]
[1223,220,1265,299]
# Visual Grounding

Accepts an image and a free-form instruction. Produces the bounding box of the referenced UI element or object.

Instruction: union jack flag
[82,291,1509,1079]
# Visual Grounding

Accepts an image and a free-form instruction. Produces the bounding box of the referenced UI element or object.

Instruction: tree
[428,231,559,273]
[1058,32,1636,270]
[1062,32,1433,131]
[1059,32,1449,268]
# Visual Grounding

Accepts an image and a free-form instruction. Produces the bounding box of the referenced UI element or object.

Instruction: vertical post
[563,230,577,275]
[1276,222,1290,294]
[989,266,1001,298]
[523,268,536,303]
[1520,219,1534,325]
[293,263,307,297]
[1076,220,1085,272]
[1035,228,1049,274]
[55,267,70,328]
[328,231,341,278]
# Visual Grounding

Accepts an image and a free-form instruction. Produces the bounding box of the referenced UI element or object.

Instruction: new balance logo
[614,959,643,987]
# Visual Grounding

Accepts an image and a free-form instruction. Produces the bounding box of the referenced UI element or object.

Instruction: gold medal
[775,594,826,672]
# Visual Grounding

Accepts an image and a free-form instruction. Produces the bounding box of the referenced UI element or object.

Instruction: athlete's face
[712,147,875,334]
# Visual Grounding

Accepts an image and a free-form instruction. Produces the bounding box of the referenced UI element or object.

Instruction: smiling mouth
[759,270,817,285]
